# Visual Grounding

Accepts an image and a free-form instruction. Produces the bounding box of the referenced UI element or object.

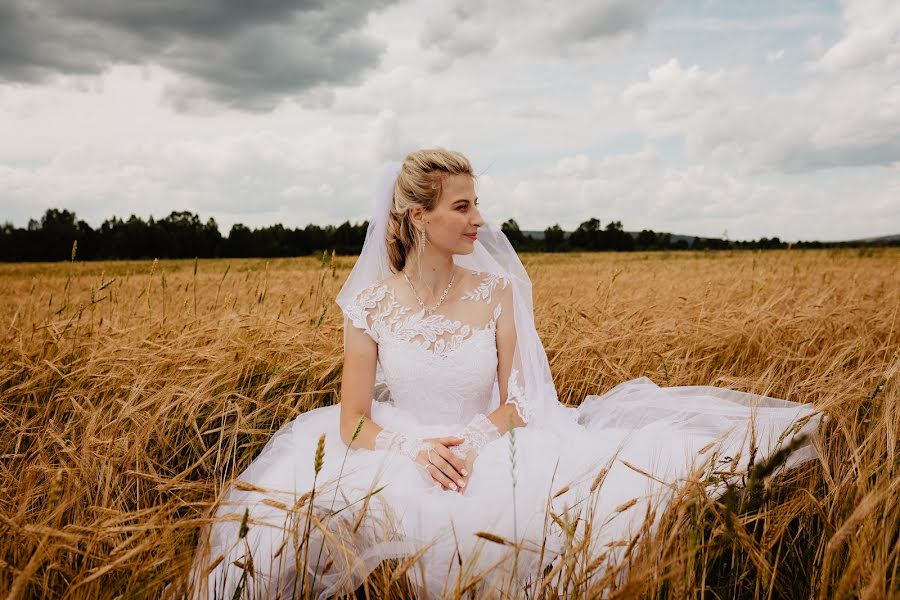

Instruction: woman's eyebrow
[455,196,478,204]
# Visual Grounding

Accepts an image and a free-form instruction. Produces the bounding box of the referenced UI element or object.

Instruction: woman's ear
[408,206,425,231]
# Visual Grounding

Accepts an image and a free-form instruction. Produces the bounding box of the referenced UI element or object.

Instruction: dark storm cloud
[0,0,395,111]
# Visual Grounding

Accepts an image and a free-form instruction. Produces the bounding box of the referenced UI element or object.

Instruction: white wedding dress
[189,269,822,599]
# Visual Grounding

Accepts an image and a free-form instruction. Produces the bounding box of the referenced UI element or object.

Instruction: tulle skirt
[188,377,822,599]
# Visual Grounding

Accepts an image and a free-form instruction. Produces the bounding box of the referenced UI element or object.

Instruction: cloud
[3,133,897,243]
[655,13,833,33]
[766,49,785,63]
[0,0,397,112]
[492,149,768,233]
[623,57,900,173]
[0,115,407,231]
[419,0,662,66]
[330,65,485,115]
[510,105,562,120]
[622,1,900,173]
[0,0,894,244]
[812,0,900,73]
[476,150,900,241]
[419,4,498,59]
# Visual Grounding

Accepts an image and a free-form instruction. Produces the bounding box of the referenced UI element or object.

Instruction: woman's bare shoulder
[456,266,483,280]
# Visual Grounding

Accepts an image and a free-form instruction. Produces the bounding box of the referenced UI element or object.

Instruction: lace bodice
[345,269,511,425]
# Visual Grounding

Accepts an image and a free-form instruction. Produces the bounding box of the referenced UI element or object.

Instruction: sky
[0,0,898,243]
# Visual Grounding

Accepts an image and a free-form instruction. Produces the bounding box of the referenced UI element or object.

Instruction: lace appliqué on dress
[451,413,501,458]
[505,367,532,424]
[348,272,507,358]
[345,283,394,343]
[461,272,509,303]
[374,429,429,460]
[392,312,474,357]
[345,271,532,427]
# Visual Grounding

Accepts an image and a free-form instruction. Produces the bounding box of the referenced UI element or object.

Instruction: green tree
[543,224,565,252]
[570,218,600,250]
[501,218,526,249]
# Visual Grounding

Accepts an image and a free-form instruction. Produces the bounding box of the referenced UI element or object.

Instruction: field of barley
[1,248,897,599]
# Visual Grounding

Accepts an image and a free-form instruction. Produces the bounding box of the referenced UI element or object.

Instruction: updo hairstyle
[386,148,475,273]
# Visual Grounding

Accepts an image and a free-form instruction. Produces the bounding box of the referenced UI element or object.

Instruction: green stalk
[311,415,365,591]
[297,433,325,597]
[508,414,519,591]
[193,257,198,319]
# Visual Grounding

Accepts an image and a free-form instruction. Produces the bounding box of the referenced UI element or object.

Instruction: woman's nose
[472,208,485,227]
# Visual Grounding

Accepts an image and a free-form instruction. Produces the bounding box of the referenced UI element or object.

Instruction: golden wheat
[0,248,897,599]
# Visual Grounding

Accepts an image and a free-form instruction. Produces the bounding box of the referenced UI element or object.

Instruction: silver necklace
[404,268,455,315]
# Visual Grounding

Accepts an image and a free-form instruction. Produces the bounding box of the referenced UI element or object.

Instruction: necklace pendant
[404,268,455,317]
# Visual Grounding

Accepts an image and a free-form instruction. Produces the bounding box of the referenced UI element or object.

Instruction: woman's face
[418,173,484,255]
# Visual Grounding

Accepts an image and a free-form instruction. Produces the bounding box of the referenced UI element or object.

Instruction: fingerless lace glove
[451,413,501,459]
[374,429,429,461]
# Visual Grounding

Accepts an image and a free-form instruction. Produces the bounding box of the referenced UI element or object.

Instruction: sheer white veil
[335,161,581,431]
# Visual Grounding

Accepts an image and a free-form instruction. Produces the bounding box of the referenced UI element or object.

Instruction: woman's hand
[457,449,478,495]
[415,436,469,492]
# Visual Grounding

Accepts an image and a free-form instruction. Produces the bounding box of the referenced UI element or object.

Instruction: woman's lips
[464,233,477,240]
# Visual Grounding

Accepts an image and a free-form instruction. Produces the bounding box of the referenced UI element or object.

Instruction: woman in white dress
[188,148,823,599]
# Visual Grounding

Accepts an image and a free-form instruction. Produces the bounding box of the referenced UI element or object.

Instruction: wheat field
[1,248,897,599]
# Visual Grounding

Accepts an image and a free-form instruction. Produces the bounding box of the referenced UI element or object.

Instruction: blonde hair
[386,148,475,273]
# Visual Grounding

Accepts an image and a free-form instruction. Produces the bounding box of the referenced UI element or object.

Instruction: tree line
[500,218,806,252]
[0,209,893,262]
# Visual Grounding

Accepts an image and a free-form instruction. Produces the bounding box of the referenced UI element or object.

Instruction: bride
[188,148,823,599]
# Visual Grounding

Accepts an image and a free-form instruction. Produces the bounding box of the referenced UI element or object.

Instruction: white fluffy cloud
[813,0,900,73]
[483,150,900,241]
[623,55,900,173]
[623,0,900,177]
[480,150,767,235]
[0,121,395,231]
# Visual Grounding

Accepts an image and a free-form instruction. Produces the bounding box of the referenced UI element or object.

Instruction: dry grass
[1,248,897,599]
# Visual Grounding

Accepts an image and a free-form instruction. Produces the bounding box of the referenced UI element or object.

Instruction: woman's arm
[451,282,525,491]
[451,278,526,464]
[338,321,384,450]
[488,280,527,435]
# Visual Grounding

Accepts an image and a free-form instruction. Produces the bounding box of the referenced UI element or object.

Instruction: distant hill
[841,233,900,244]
